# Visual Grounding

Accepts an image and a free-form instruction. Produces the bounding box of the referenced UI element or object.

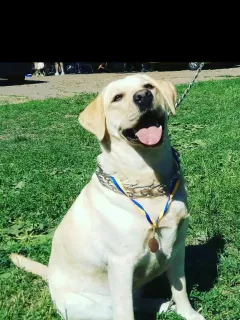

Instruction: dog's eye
[112,94,123,102]
[144,84,154,90]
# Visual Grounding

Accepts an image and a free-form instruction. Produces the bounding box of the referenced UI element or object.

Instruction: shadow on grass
[134,234,225,320]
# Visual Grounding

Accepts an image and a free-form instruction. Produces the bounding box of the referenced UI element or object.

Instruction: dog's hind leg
[53,292,113,320]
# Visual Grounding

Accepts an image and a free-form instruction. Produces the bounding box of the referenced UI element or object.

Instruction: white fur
[10,74,205,320]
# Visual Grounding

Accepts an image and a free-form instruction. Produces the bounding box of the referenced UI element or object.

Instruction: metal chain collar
[95,162,180,198]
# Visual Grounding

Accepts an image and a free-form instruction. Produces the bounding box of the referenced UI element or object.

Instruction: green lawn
[0,78,240,320]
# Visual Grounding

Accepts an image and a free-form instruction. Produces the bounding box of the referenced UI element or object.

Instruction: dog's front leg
[108,255,135,320]
[166,221,205,320]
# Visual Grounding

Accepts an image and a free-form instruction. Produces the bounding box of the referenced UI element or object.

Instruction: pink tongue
[135,126,162,145]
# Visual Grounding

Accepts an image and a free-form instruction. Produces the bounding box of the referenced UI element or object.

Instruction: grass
[0,78,240,320]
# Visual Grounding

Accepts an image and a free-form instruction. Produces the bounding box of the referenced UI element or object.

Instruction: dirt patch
[0,66,240,104]
[0,95,29,105]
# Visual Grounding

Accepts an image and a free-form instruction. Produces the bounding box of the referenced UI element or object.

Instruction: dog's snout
[133,89,153,111]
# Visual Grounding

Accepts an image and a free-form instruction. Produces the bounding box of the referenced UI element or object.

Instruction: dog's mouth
[122,110,165,147]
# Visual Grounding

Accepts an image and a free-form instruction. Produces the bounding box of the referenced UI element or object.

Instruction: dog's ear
[78,92,106,141]
[155,80,177,115]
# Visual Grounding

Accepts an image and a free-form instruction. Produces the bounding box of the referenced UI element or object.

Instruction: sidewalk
[0,66,239,104]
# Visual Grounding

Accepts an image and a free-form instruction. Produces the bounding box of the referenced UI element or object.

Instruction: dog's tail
[9,253,48,281]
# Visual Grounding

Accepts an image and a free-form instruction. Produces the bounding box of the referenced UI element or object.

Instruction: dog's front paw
[158,300,176,313]
[177,308,205,320]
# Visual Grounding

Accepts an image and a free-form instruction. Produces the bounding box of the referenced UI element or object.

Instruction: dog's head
[78,74,176,148]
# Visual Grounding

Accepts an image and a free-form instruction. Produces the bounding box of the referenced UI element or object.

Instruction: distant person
[97,62,105,72]
[33,62,45,76]
[55,62,65,75]
[140,62,150,72]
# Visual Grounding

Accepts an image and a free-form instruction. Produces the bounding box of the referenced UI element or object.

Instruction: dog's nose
[133,89,153,111]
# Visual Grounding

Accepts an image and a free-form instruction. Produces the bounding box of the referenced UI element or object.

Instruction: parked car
[143,62,209,71]
[187,62,239,70]
[0,62,33,84]
[188,62,204,70]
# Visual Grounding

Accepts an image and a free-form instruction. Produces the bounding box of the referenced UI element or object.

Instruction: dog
[10,74,205,320]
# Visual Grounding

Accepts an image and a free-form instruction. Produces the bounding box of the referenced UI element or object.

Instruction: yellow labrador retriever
[10,74,205,320]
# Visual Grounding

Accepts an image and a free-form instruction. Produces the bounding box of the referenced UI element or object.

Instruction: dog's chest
[100,194,187,286]
[133,226,178,287]
[97,188,187,252]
